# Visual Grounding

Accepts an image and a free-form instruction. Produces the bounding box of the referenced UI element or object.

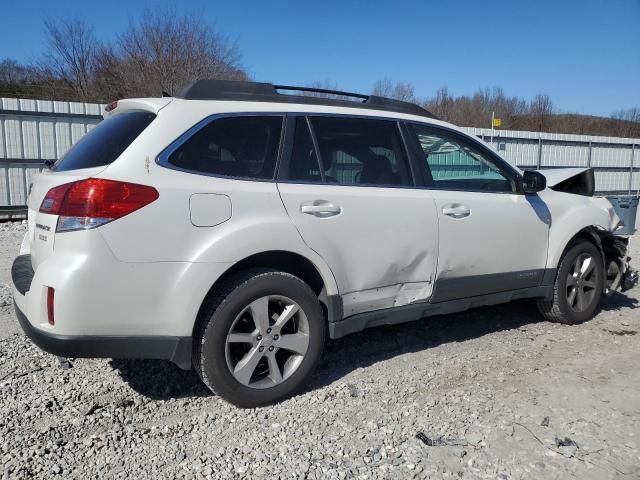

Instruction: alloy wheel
[224,295,310,389]
[566,253,599,312]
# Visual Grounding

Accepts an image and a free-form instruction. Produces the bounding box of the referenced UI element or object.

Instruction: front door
[277,115,439,317]
[406,122,550,302]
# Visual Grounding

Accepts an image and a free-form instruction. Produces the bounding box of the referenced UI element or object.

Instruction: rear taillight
[39,179,159,232]
[39,182,74,214]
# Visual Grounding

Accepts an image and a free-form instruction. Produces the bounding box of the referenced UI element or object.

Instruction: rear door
[406,123,550,302]
[277,115,439,317]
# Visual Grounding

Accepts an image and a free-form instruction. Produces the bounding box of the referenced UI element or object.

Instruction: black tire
[537,240,604,324]
[193,268,325,408]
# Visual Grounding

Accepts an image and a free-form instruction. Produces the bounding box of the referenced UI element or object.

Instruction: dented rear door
[277,115,439,317]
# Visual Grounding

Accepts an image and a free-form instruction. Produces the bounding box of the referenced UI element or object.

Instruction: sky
[0,0,638,117]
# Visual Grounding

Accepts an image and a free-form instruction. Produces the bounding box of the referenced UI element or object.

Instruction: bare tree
[371,78,394,98]
[40,18,99,101]
[371,78,416,102]
[0,60,38,84]
[108,7,246,97]
[529,94,554,132]
[423,87,451,118]
[391,82,416,102]
[612,107,640,123]
[293,79,343,98]
[611,108,640,137]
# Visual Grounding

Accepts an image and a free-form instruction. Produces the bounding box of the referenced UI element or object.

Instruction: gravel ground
[0,221,639,479]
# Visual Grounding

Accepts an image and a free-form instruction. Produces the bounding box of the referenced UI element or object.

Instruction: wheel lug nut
[268,346,274,351]
[266,328,272,334]
[259,346,264,352]
[256,335,262,341]
[273,334,279,340]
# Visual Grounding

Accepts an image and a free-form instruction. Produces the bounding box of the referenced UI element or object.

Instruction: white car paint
[278,182,439,316]
[12,95,625,348]
[538,188,620,268]
[427,190,550,302]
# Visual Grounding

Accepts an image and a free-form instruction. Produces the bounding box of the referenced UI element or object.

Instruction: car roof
[108,96,474,145]
[175,80,437,119]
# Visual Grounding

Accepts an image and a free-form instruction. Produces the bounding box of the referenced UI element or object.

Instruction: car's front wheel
[193,269,325,407]
[537,240,604,324]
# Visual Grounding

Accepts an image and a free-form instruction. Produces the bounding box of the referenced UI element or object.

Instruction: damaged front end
[549,167,596,196]
[535,167,596,197]
[534,167,638,293]
[599,233,638,293]
[589,202,637,294]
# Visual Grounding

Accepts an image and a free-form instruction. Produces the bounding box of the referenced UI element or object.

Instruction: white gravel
[0,220,639,479]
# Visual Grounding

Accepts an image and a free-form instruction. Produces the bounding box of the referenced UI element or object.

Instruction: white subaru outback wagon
[11,80,637,407]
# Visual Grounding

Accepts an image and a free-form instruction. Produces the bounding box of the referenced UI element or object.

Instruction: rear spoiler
[103,98,173,119]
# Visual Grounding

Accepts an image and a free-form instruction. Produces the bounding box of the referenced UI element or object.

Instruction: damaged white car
[11,80,637,407]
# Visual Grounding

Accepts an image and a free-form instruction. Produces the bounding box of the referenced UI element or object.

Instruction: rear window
[53,111,156,171]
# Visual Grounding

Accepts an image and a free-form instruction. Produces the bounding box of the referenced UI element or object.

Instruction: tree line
[0,11,638,138]
[371,79,640,138]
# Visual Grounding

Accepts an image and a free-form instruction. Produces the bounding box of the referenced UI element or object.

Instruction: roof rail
[175,80,436,118]
[274,84,369,100]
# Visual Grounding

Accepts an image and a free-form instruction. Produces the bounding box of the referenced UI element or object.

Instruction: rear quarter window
[53,111,156,171]
[165,116,283,180]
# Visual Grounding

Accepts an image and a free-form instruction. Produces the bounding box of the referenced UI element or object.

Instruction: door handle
[442,205,471,218]
[301,202,342,217]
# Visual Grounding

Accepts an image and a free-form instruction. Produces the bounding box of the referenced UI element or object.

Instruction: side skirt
[328,285,553,339]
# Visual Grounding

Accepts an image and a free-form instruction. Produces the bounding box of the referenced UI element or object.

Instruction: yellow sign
[492,118,502,128]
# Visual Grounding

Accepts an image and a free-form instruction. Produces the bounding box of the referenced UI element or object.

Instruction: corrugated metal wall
[0,98,103,206]
[0,98,638,209]
[464,127,639,194]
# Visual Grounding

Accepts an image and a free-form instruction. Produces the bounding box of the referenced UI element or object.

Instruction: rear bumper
[11,253,194,369]
[13,303,192,369]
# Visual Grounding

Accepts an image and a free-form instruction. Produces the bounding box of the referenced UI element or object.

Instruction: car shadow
[598,290,638,311]
[111,290,638,401]
[109,358,211,400]
[306,300,544,392]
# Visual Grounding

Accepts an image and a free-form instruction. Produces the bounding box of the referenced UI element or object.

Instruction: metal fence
[463,127,639,195]
[0,97,638,215]
[0,97,102,212]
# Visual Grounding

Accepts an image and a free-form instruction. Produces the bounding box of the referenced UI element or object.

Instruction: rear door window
[166,116,283,180]
[286,116,413,187]
[54,111,156,171]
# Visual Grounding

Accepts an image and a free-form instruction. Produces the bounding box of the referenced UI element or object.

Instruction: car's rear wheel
[537,240,604,324]
[193,269,325,407]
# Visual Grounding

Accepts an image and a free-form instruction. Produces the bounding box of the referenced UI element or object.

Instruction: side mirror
[522,170,546,194]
